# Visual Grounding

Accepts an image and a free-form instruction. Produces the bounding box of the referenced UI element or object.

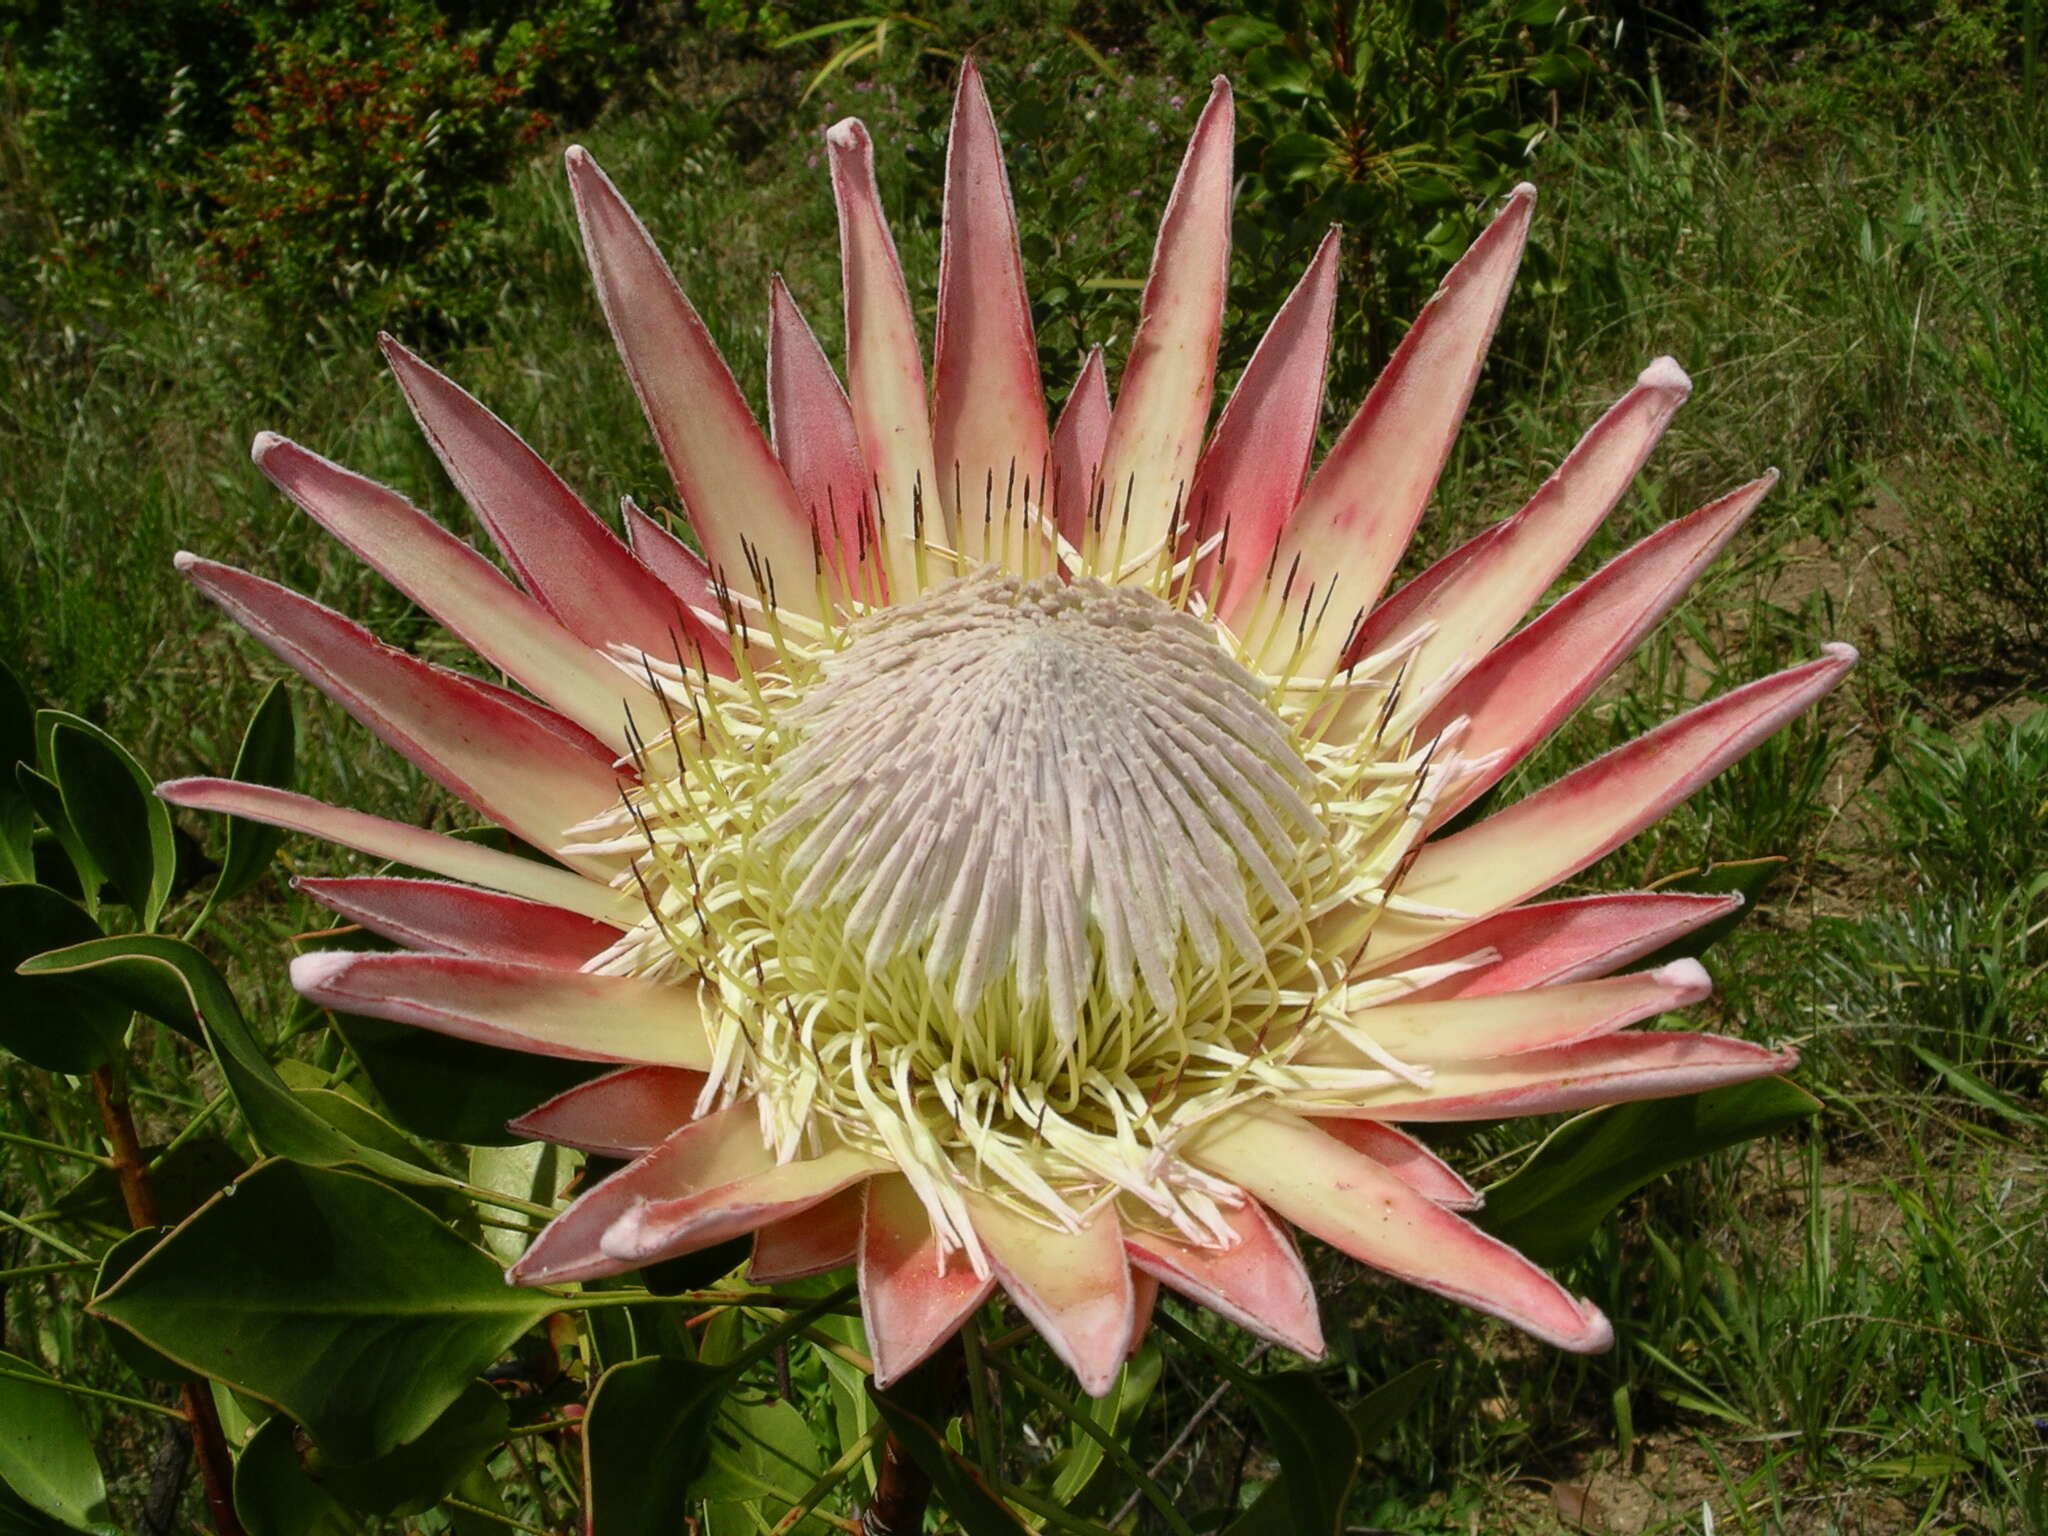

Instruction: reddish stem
[859,1337,969,1534]
[91,1066,247,1536]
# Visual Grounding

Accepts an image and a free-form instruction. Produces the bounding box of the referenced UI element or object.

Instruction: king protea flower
[164,66,1852,1395]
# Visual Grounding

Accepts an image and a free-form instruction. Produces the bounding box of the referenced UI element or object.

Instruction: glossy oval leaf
[582,1356,737,1536]
[693,1397,830,1533]
[46,715,175,929]
[14,766,98,912]
[0,662,33,883]
[233,1417,360,1536]
[0,885,126,1072]
[90,1159,551,1463]
[210,682,297,909]
[1476,1076,1822,1265]
[0,1351,116,1536]
[304,1380,508,1516]
[21,934,461,1189]
[92,1231,196,1385]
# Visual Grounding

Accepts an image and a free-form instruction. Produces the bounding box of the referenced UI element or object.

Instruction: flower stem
[860,1335,966,1535]
[89,1062,247,1536]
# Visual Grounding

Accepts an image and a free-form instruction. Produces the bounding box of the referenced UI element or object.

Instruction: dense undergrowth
[2,0,2043,1531]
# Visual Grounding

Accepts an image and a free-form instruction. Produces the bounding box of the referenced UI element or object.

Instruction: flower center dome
[597,568,1435,1251]
[760,572,1320,1033]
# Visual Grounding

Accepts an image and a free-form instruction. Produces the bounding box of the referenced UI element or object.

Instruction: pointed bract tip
[1648,956,1713,999]
[825,117,867,152]
[249,430,286,463]
[377,331,420,367]
[504,1250,549,1285]
[1637,355,1691,395]
[1821,640,1859,667]
[1509,180,1538,201]
[563,143,593,170]
[288,950,357,996]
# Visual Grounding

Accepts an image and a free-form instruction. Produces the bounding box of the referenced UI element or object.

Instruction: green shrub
[1206,0,1595,396]
[196,5,589,328]
[2,0,623,330]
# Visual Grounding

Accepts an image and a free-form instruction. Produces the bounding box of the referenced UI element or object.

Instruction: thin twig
[0,1363,188,1420]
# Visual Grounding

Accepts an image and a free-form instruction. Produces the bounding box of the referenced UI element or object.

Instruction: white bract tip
[1637,355,1692,395]
[288,951,356,996]
[1650,957,1714,999]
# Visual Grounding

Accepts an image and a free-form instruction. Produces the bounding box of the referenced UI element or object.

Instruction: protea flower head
[165,65,1853,1395]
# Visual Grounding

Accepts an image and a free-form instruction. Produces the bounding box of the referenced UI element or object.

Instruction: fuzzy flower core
[582,553,1436,1268]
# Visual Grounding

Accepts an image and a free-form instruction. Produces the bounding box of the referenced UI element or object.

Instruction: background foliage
[1,0,2043,1531]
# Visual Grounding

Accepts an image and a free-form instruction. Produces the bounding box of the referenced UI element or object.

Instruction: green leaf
[1641,857,1787,965]
[0,885,127,1072]
[0,663,34,884]
[334,1014,602,1148]
[694,1396,831,1531]
[90,1160,551,1463]
[233,1418,360,1536]
[92,1231,196,1384]
[1476,1078,1822,1265]
[15,767,97,910]
[209,682,297,910]
[1224,1372,1361,1536]
[305,1381,508,1515]
[20,934,461,1189]
[865,1390,1031,1536]
[45,715,175,928]
[582,1357,738,1535]
[0,1352,116,1536]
